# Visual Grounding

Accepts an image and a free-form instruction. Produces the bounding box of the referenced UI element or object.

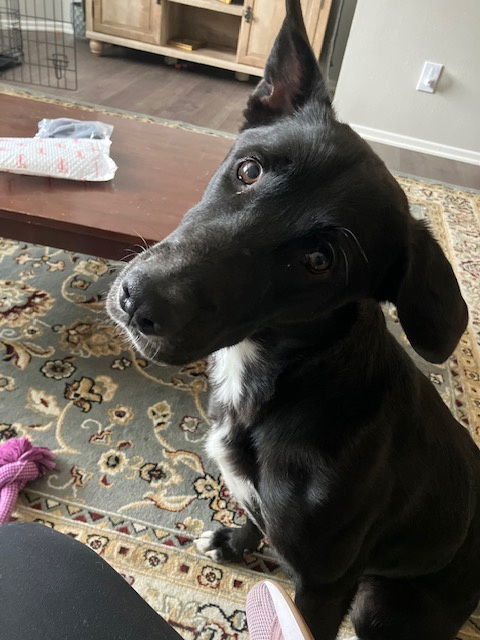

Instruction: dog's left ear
[390,221,468,364]
[242,0,332,129]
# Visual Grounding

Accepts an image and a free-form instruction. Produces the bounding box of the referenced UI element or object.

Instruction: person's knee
[0,522,78,555]
[0,521,49,543]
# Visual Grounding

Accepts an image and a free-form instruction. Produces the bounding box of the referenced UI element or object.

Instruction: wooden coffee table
[0,90,233,260]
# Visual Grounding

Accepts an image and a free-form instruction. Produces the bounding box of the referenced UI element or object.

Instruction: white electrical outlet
[416,61,444,93]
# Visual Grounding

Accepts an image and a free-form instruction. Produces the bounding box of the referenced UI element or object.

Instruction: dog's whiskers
[135,336,167,368]
[132,231,157,261]
[118,230,156,264]
[133,229,150,251]
[133,244,148,254]
[121,251,140,262]
[148,343,162,365]
[340,227,369,264]
[339,245,349,287]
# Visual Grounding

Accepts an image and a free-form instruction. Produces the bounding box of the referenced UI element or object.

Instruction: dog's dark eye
[237,159,262,185]
[305,247,332,274]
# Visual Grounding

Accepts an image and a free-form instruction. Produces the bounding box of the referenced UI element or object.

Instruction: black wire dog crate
[0,0,77,90]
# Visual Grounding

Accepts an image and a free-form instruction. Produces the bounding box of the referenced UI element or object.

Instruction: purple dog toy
[0,437,56,524]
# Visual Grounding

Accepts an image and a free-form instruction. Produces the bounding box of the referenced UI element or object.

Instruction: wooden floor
[31,40,257,134]
[8,39,479,189]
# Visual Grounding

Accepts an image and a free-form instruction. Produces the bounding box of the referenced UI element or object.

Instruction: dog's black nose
[119,282,136,317]
[120,270,162,336]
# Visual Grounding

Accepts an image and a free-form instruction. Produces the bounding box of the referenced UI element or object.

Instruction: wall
[333,0,480,164]
[320,0,357,95]
[20,0,73,31]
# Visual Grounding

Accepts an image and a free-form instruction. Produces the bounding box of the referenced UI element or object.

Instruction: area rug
[0,174,479,637]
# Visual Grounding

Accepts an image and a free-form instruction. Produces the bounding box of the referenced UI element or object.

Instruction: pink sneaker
[246,580,314,640]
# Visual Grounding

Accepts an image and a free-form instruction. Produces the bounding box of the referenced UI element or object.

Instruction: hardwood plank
[20,40,254,134]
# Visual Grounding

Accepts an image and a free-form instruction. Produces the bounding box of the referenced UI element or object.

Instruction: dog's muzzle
[110,262,203,339]
[106,252,229,365]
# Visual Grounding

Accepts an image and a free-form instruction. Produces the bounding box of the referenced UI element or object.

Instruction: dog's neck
[209,300,389,425]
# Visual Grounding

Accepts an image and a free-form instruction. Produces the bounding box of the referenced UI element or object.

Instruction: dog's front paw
[194,529,244,563]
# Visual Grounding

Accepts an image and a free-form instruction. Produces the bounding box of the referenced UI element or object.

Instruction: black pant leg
[0,522,182,640]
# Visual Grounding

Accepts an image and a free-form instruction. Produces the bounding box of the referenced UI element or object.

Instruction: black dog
[107,2,480,638]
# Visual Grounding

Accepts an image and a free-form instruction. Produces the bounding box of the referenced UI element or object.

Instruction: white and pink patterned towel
[0,137,117,181]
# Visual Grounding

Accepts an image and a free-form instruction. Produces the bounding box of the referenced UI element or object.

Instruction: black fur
[107,2,477,638]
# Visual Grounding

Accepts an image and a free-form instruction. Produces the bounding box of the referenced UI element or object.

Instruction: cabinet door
[92,0,162,44]
[237,0,332,68]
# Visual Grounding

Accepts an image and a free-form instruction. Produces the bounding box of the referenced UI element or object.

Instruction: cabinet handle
[243,6,253,23]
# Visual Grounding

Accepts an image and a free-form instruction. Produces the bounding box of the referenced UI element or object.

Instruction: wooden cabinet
[86,0,332,79]
[91,0,162,44]
[237,0,331,67]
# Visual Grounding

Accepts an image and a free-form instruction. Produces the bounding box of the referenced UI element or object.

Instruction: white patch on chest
[205,421,258,509]
[207,339,264,526]
[209,339,260,411]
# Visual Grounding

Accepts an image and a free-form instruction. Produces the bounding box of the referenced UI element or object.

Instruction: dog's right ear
[388,220,468,364]
[242,0,332,130]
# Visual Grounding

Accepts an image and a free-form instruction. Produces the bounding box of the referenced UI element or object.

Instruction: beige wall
[20,0,72,24]
[333,0,480,161]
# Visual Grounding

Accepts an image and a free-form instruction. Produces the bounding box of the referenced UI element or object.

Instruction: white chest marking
[205,422,258,509]
[209,339,260,411]
[207,339,263,523]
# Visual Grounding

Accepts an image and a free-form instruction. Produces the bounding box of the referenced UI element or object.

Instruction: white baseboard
[20,19,74,35]
[0,17,73,35]
[350,124,480,166]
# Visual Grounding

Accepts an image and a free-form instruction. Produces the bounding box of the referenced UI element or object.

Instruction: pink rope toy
[0,437,56,524]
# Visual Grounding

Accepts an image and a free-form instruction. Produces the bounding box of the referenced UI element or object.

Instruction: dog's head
[107,0,467,366]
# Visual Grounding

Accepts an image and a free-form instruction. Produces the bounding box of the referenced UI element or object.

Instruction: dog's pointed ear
[242,0,332,129]
[389,221,468,364]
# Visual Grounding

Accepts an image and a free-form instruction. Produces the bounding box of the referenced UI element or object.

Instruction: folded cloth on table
[0,137,117,181]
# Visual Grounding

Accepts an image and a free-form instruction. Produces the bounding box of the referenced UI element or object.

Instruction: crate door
[92,0,161,44]
[237,0,331,68]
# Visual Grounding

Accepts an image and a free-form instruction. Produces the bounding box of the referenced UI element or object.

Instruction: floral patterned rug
[0,176,479,639]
